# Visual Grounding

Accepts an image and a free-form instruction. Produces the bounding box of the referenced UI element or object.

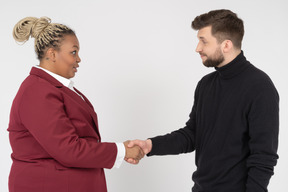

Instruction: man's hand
[125,139,152,164]
[123,141,145,164]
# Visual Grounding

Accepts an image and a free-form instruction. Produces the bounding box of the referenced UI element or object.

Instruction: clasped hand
[123,139,152,164]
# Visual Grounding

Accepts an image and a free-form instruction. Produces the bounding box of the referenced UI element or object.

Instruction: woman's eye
[72,51,77,55]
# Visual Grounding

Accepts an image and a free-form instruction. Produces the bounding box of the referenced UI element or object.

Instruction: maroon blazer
[8,67,117,192]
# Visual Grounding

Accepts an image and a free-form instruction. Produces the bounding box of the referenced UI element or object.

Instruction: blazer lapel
[61,86,101,139]
[73,88,101,138]
[30,67,101,139]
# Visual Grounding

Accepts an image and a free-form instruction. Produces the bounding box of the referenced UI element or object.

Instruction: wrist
[146,139,152,153]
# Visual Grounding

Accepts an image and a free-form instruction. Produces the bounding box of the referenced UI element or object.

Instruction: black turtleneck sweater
[148,52,279,192]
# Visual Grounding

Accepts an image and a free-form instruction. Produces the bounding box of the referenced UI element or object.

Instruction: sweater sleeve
[147,106,196,156]
[147,82,200,156]
[246,80,279,192]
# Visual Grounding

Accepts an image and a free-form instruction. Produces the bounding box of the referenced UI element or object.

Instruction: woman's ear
[45,48,56,62]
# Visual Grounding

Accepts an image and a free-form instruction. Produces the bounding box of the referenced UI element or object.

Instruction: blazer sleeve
[18,82,117,169]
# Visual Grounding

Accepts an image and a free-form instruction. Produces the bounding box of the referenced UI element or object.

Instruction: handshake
[123,139,152,164]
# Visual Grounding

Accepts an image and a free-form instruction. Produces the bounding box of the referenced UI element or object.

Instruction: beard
[202,48,224,68]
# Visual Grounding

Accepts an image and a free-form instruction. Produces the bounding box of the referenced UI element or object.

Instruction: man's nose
[195,42,202,53]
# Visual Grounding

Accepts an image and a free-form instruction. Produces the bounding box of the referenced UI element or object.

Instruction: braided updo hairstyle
[13,17,75,60]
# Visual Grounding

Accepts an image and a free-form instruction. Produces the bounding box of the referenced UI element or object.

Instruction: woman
[8,17,143,192]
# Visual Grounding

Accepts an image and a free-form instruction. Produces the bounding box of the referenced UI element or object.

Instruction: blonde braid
[13,16,75,60]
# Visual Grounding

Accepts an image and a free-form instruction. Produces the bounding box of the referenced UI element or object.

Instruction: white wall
[1,0,287,191]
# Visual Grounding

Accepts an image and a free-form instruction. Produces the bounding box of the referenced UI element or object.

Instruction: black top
[148,52,279,192]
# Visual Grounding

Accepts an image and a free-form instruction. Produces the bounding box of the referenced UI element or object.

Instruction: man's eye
[72,51,77,54]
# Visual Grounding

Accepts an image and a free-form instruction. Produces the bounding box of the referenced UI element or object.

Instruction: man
[127,9,279,192]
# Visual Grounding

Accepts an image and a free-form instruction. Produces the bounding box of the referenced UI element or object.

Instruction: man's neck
[218,49,242,68]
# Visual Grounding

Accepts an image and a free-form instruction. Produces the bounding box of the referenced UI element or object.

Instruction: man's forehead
[197,26,212,38]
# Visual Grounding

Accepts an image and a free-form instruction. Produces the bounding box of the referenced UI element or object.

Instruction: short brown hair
[192,9,244,49]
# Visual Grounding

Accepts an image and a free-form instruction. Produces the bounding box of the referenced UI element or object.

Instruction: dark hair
[192,9,244,48]
[13,17,75,60]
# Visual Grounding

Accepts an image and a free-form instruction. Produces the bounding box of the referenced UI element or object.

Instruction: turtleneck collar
[215,51,250,79]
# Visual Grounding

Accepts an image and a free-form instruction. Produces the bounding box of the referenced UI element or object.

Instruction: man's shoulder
[242,64,279,98]
[200,70,218,82]
[245,64,275,86]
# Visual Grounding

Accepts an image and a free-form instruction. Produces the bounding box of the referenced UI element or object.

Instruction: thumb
[127,140,135,148]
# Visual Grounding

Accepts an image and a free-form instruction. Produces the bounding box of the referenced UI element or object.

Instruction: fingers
[139,146,145,158]
[124,139,153,165]
[125,157,139,165]
[127,139,152,154]
[124,143,144,161]
[127,140,145,152]
[136,145,145,160]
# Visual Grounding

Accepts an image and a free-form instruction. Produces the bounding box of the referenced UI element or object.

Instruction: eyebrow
[73,45,79,49]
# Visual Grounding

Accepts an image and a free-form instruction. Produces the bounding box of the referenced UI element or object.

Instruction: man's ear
[45,48,57,62]
[222,40,233,53]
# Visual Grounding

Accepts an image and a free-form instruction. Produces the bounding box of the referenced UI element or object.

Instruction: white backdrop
[1,0,287,191]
